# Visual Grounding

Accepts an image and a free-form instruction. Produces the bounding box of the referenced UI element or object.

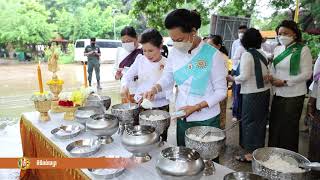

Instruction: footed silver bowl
[75,106,104,124]
[139,110,170,135]
[111,103,140,134]
[85,94,111,110]
[252,147,311,180]
[156,146,205,180]
[121,125,159,163]
[185,126,226,176]
[86,114,119,144]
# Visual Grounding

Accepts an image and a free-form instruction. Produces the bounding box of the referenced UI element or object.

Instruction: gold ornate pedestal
[60,106,77,120]
[48,82,63,113]
[34,100,52,121]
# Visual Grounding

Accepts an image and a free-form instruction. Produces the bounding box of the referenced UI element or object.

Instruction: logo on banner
[18,157,30,170]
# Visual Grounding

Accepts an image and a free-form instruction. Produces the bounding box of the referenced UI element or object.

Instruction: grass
[59,54,74,64]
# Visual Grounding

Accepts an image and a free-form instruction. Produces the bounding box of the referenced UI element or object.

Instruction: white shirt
[122,54,169,108]
[231,40,246,70]
[261,42,279,60]
[235,49,271,94]
[271,44,313,97]
[158,41,227,122]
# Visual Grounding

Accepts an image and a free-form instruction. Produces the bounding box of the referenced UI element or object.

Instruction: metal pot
[224,172,267,180]
[185,126,226,176]
[139,110,170,135]
[86,114,119,144]
[85,94,111,110]
[156,146,205,180]
[121,125,159,163]
[252,147,311,180]
[111,103,140,134]
[75,106,104,124]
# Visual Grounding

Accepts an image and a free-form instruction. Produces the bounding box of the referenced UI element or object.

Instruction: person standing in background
[84,37,101,89]
[113,26,143,103]
[230,25,248,122]
[269,20,313,153]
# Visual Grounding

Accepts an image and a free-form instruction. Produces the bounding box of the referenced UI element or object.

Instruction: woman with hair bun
[144,9,227,148]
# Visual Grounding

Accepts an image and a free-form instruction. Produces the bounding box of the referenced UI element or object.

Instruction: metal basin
[139,110,170,134]
[86,114,119,144]
[111,103,140,134]
[224,172,268,180]
[66,139,101,157]
[252,147,311,180]
[85,94,111,110]
[156,146,205,180]
[121,125,159,163]
[185,126,226,176]
[75,106,104,124]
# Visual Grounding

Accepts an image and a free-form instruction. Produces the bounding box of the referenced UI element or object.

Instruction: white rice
[261,155,305,173]
[140,114,166,121]
[187,133,224,142]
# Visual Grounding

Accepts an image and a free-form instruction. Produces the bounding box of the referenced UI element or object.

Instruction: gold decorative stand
[34,100,52,121]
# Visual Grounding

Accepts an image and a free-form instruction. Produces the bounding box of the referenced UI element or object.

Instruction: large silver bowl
[185,126,226,176]
[111,103,140,134]
[156,146,205,180]
[86,114,119,144]
[252,147,311,180]
[66,139,101,157]
[75,106,104,124]
[139,110,170,135]
[121,125,159,163]
[85,94,111,110]
[224,172,268,180]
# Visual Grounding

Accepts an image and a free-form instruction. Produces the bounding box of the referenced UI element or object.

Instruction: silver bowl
[139,110,170,135]
[121,125,160,163]
[224,172,268,180]
[111,103,140,134]
[185,126,226,175]
[156,146,205,180]
[75,106,104,124]
[85,94,111,110]
[252,147,311,180]
[66,139,101,157]
[86,114,119,144]
[51,124,84,139]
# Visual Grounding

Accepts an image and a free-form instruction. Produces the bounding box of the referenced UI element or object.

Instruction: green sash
[273,43,303,75]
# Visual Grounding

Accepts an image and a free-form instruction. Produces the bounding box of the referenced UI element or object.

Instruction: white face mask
[122,42,135,52]
[238,33,244,39]
[172,35,194,53]
[278,35,294,46]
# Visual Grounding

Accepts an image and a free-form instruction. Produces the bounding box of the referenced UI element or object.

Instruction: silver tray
[66,139,101,157]
[88,168,125,179]
[51,124,84,139]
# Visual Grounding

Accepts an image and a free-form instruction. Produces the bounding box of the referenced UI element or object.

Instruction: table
[20,111,234,180]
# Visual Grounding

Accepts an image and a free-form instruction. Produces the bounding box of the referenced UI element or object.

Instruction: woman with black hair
[228,28,271,162]
[269,20,313,152]
[114,26,143,103]
[144,9,227,147]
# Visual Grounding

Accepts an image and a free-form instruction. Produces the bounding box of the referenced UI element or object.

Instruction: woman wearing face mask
[207,34,230,129]
[114,26,143,103]
[268,20,313,152]
[121,28,169,139]
[144,9,227,147]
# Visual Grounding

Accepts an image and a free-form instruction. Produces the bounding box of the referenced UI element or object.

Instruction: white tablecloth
[22,111,234,180]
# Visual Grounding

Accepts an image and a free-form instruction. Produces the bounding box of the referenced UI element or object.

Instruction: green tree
[0,0,54,55]
[210,0,257,18]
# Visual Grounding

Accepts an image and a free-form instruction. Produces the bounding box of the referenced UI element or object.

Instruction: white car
[74,39,122,63]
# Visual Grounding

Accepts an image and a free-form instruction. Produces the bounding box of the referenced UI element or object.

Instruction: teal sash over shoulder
[173,43,217,96]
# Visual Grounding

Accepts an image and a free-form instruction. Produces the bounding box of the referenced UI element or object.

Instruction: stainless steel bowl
[156,146,205,180]
[75,106,104,124]
[88,168,125,179]
[224,172,268,180]
[85,94,111,110]
[111,103,140,123]
[51,124,84,139]
[185,126,226,176]
[86,114,119,144]
[121,125,159,163]
[252,147,311,180]
[139,110,170,134]
[66,139,101,157]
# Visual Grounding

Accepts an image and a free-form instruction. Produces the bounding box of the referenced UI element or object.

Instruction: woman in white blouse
[269,20,313,152]
[121,28,169,140]
[144,9,227,148]
[228,28,271,162]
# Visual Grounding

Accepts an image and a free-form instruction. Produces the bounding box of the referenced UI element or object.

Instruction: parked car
[74,39,122,63]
